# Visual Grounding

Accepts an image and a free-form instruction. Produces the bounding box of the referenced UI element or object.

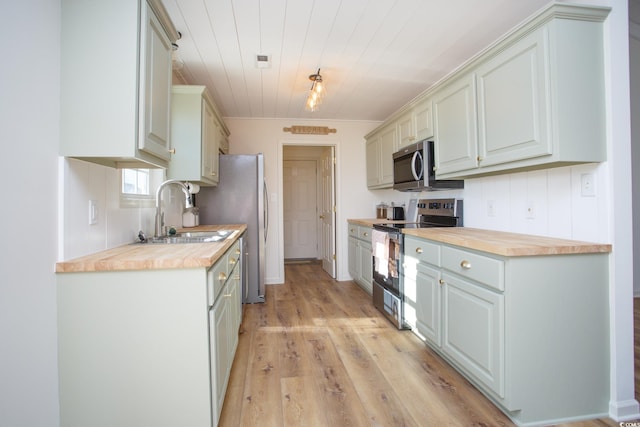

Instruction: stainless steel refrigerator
[197,154,268,303]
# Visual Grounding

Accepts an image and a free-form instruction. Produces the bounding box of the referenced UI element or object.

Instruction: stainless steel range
[372,198,463,329]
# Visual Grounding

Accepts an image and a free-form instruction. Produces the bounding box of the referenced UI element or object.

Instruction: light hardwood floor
[219,261,629,426]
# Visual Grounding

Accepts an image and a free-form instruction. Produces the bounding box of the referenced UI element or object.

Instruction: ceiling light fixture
[305,68,326,112]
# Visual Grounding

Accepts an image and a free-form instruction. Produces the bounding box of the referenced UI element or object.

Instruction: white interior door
[283,160,318,259]
[320,147,336,277]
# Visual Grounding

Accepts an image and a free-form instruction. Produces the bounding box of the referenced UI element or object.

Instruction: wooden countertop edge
[349,219,611,256]
[55,224,247,273]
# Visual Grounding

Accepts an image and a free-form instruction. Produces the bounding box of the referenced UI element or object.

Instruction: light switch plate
[581,173,596,197]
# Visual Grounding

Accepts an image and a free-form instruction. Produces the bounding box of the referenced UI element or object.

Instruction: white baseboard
[609,399,640,421]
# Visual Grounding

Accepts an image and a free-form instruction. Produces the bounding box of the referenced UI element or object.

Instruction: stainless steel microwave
[392,140,464,192]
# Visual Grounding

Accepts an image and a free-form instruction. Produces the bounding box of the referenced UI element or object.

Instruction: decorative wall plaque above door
[283,126,337,135]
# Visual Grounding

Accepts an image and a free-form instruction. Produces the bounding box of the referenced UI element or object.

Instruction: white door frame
[277,140,338,279]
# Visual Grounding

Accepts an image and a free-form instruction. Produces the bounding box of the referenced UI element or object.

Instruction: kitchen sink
[137,230,237,244]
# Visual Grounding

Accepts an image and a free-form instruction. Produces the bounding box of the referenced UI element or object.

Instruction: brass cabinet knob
[439,279,445,285]
[415,247,423,254]
[460,260,472,269]
[168,148,176,154]
[218,272,227,281]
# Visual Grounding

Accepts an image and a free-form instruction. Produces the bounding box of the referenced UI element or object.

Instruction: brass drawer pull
[439,279,445,285]
[415,247,423,254]
[218,272,227,281]
[460,260,472,270]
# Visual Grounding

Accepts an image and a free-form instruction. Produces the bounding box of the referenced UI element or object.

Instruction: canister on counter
[376,202,388,219]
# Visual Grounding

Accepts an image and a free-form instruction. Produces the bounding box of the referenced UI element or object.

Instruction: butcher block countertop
[348,219,611,256]
[55,224,247,273]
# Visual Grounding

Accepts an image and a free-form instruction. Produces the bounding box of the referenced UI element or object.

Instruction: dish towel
[371,229,389,277]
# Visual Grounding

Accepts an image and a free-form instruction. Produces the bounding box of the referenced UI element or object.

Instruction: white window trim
[119,168,165,208]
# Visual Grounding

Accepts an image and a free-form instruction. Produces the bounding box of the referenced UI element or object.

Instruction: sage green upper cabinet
[168,86,230,186]
[397,111,417,149]
[433,73,479,175]
[433,4,609,179]
[60,0,179,168]
[414,98,434,142]
[397,98,434,149]
[366,124,397,189]
[476,28,551,168]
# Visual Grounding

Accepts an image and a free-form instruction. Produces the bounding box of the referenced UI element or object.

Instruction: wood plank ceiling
[162,0,551,121]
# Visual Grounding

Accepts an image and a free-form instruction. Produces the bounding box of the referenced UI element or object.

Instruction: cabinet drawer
[404,236,440,266]
[207,257,229,306]
[441,246,504,291]
[227,241,241,274]
[358,226,372,241]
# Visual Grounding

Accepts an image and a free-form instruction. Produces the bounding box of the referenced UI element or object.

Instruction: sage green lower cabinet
[403,235,609,426]
[57,240,242,427]
[348,222,373,294]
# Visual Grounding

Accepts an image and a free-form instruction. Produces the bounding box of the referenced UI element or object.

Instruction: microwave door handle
[411,150,423,181]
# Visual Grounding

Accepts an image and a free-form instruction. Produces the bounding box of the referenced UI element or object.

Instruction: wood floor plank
[327,323,420,427]
[281,376,327,427]
[218,262,631,427]
[303,331,371,427]
[238,329,283,426]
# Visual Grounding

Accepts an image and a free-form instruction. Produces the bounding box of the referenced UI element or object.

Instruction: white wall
[630,16,640,297]
[225,118,395,283]
[59,159,157,260]
[0,1,61,425]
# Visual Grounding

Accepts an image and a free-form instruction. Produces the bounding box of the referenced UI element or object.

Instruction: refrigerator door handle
[263,179,269,241]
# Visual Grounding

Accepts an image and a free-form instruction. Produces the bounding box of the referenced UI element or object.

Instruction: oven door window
[373,236,401,296]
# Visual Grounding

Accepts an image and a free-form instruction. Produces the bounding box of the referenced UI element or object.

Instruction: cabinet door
[397,111,416,148]
[433,73,478,175]
[201,100,218,184]
[414,98,434,141]
[415,263,442,346]
[212,294,231,421]
[201,100,217,181]
[139,2,172,161]
[441,273,504,398]
[348,236,359,280]
[358,241,373,294]
[379,125,397,186]
[365,137,381,188]
[476,28,551,167]
[229,272,241,352]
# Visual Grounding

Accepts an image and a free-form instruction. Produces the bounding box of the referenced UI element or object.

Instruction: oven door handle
[411,150,423,181]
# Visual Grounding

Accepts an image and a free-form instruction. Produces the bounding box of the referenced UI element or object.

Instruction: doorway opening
[282,144,336,279]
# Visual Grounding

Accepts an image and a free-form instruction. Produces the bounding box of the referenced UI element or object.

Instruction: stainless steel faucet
[154,180,194,237]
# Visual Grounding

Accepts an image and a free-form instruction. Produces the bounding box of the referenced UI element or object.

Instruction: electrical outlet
[89,200,98,225]
[487,200,496,217]
[526,200,536,219]
[581,173,596,197]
